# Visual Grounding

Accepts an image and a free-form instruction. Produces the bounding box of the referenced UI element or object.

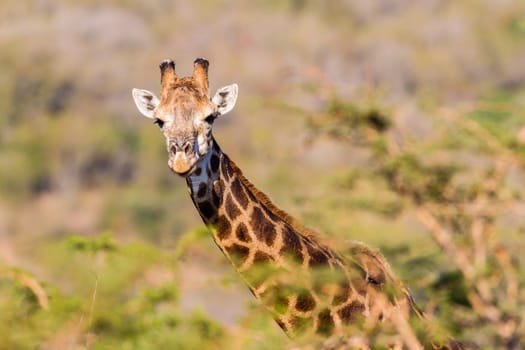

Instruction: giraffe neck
[185,140,395,337]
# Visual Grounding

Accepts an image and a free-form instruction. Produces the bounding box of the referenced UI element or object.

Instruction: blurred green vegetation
[0,0,524,349]
[309,87,525,348]
[0,234,229,350]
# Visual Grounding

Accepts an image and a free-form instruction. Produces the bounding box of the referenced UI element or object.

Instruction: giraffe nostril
[183,142,193,154]
[170,140,193,155]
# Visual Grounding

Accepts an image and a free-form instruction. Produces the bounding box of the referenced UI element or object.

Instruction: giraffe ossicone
[132,58,467,349]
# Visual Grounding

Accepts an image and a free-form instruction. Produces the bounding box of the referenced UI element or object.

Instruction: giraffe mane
[226,157,322,242]
[227,155,426,322]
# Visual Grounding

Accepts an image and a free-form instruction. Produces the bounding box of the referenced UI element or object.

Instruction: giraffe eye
[154,119,164,128]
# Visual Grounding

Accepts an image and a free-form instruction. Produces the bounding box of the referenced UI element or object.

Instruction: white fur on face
[195,119,212,157]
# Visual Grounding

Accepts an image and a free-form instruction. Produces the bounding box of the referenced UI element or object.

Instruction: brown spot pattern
[197,200,216,222]
[216,215,231,240]
[197,183,207,198]
[317,309,334,335]
[183,142,407,339]
[225,193,241,220]
[221,157,235,182]
[263,205,281,223]
[253,250,272,263]
[235,222,251,242]
[212,187,221,207]
[225,244,250,265]
[338,302,365,325]
[296,290,316,312]
[231,179,249,209]
[210,154,220,173]
[235,222,252,242]
[250,207,277,246]
[307,244,330,267]
[279,227,304,263]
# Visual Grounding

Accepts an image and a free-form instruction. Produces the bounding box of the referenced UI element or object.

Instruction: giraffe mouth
[169,151,199,177]
[172,166,195,177]
[169,160,197,177]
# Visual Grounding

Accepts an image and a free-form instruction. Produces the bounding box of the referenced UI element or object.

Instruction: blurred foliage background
[0,0,525,349]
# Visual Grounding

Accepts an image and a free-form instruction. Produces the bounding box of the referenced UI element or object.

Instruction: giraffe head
[132,58,238,176]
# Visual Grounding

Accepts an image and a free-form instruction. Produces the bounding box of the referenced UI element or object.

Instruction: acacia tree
[309,96,525,349]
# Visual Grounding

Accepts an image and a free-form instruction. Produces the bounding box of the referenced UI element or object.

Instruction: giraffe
[132,58,466,349]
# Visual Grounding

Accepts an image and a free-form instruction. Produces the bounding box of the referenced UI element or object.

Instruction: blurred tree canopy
[0,0,524,349]
[308,92,525,348]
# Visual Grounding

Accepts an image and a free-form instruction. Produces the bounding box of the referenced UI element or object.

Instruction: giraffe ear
[132,88,160,119]
[212,84,238,116]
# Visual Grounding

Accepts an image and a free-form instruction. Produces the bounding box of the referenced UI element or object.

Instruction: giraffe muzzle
[168,140,197,176]
[169,153,194,176]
